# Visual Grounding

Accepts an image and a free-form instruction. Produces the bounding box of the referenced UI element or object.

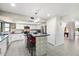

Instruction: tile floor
[6,40,30,56]
[47,36,79,56]
[5,35,79,56]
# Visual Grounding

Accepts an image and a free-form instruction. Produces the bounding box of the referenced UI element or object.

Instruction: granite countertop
[0,35,8,42]
[32,34,50,37]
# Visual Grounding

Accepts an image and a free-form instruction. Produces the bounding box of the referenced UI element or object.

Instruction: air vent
[30,17,34,19]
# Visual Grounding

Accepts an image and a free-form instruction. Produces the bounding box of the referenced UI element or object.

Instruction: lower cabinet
[0,39,7,56]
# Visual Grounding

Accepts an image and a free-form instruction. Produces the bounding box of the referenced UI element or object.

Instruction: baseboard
[54,42,64,46]
[48,42,55,46]
[48,41,64,46]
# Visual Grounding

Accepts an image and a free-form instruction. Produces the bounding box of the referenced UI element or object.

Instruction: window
[4,23,10,31]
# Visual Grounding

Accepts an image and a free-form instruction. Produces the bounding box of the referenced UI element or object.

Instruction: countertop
[32,34,50,37]
[0,35,8,42]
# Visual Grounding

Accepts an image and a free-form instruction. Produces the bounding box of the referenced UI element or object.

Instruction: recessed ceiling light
[10,3,16,7]
[47,14,50,17]
[34,18,40,23]
[72,19,74,21]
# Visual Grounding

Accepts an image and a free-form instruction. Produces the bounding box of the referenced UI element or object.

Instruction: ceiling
[0,3,79,20]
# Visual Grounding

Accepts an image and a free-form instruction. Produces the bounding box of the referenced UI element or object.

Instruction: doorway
[64,26,69,38]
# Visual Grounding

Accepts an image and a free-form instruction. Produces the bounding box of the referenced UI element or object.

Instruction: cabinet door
[0,43,1,55]
[0,39,7,56]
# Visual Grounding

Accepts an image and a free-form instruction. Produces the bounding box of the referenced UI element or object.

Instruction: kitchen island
[24,33,49,56]
[33,34,49,56]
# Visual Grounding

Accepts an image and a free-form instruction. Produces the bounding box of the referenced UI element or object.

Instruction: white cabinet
[8,34,24,44]
[0,39,7,56]
[0,35,8,56]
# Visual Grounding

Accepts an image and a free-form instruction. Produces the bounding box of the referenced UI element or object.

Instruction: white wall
[55,16,64,46]
[47,16,64,46]
[47,17,56,45]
